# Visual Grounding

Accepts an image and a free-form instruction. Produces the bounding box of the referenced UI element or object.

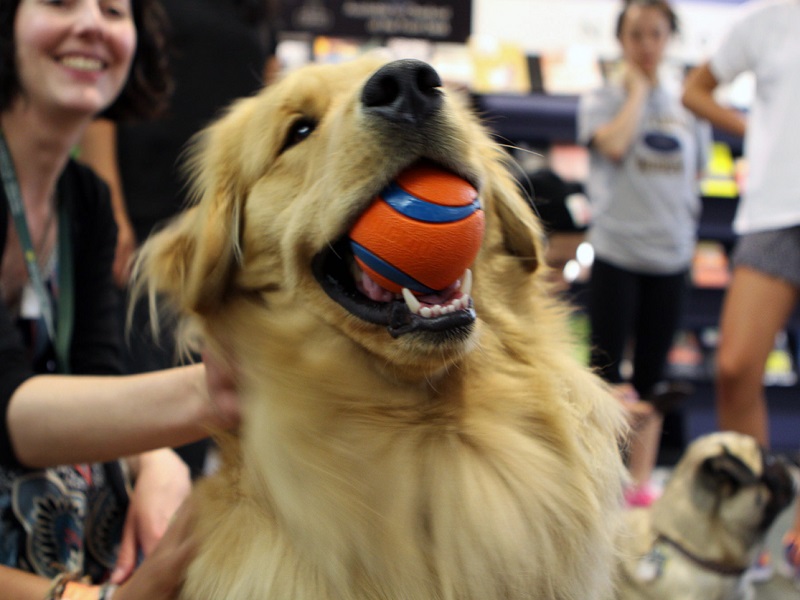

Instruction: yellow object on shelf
[469,36,531,94]
[700,141,738,198]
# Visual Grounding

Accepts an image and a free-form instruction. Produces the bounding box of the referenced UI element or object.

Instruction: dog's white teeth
[460,269,473,297]
[402,288,421,314]
[414,298,471,319]
[403,271,474,320]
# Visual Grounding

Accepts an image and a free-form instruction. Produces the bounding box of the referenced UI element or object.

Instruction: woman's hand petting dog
[114,498,197,600]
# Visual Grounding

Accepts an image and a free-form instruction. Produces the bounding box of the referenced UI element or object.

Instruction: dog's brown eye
[281,119,317,152]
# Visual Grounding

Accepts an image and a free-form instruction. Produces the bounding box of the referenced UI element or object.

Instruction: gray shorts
[732,225,800,288]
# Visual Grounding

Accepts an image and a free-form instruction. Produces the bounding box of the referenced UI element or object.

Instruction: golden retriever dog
[616,431,795,600]
[135,55,628,600]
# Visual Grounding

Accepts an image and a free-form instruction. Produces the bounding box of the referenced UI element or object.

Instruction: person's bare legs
[715,266,798,446]
[614,384,662,505]
[627,408,663,488]
[716,265,800,573]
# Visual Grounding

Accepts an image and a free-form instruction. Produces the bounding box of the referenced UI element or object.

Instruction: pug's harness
[635,535,748,583]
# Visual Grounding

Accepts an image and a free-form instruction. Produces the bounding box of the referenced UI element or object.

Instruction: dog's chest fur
[181,317,623,600]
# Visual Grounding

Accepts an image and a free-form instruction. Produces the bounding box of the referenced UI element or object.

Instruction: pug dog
[616,431,796,600]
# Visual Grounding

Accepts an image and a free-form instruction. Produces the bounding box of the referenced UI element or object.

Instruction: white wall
[471,0,745,64]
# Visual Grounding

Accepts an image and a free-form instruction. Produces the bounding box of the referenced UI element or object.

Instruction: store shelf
[472,93,579,146]
[697,195,739,246]
[683,285,800,332]
[473,92,744,154]
[677,381,800,456]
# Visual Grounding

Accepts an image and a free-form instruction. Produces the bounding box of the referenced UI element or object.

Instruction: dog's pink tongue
[359,271,395,302]
[415,284,459,305]
[358,270,459,305]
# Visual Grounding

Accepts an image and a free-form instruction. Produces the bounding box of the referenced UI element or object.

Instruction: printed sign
[282,0,472,43]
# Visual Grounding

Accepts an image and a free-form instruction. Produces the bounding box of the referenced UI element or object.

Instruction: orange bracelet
[61,581,100,600]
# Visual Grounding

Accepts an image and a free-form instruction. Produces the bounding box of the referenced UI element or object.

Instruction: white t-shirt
[710,0,800,234]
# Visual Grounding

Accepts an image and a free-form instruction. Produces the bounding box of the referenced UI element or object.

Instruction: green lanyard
[0,129,73,373]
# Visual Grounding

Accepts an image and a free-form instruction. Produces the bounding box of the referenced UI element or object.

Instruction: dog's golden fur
[135,56,627,600]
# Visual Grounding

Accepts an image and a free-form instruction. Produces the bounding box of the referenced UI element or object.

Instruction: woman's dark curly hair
[0,0,173,121]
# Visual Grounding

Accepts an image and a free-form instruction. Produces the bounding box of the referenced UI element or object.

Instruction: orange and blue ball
[349,163,485,296]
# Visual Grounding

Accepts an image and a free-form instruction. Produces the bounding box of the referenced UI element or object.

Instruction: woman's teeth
[60,56,103,71]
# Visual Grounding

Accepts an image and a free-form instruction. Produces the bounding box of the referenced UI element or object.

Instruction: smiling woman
[13,0,137,117]
[0,1,235,600]
[0,0,170,119]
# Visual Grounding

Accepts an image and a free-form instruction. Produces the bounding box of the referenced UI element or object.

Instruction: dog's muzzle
[312,239,476,339]
[313,60,479,339]
[761,453,796,530]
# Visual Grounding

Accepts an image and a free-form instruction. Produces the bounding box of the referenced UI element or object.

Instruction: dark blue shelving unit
[473,93,580,146]
[472,92,744,154]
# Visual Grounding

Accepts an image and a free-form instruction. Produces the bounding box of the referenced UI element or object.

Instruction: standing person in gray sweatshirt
[578,0,710,507]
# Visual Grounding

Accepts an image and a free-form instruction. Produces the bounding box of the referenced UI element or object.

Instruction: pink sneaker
[624,482,660,508]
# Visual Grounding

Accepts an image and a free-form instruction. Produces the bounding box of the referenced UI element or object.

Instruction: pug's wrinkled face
[671,432,795,537]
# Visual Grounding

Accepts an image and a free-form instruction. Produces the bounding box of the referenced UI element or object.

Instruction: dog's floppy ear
[484,159,543,272]
[138,185,241,314]
[699,448,759,494]
[133,103,254,315]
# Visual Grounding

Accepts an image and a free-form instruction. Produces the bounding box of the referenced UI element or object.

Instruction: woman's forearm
[592,78,649,162]
[0,565,50,600]
[6,364,213,468]
[682,63,746,137]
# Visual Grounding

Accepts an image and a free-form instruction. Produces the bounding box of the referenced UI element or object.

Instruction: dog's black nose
[361,59,442,126]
